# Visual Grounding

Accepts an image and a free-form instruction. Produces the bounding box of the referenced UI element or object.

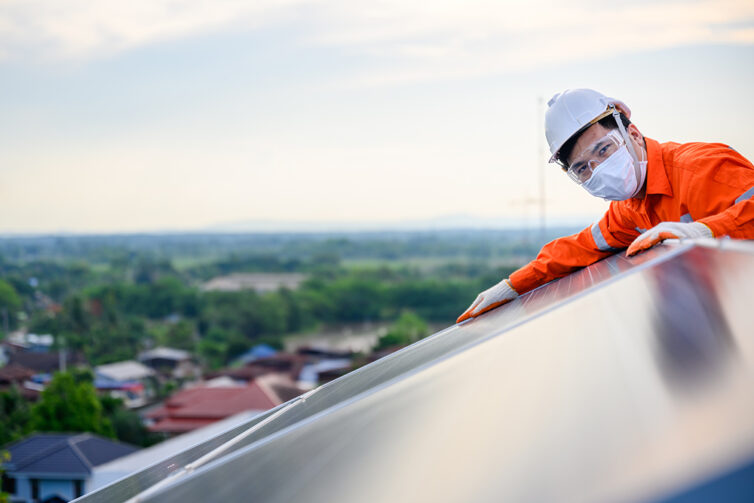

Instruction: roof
[138,347,191,362]
[0,363,36,384]
[8,350,85,373]
[95,360,155,381]
[76,240,754,503]
[146,376,287,434]
[4,433,138,476]
[90,411,260,491]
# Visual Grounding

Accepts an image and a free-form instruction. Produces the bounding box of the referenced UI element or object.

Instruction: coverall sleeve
[693,147,754,239]
[509,203,639,294]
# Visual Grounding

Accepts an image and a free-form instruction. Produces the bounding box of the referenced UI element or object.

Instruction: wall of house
[7,474,83,503]
[41,478,76,501]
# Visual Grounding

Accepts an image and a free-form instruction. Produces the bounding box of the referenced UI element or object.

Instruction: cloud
[0,0,304,61]
[0,0,752,83]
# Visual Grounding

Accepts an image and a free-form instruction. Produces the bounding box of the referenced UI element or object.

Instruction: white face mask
[581,144,647,201]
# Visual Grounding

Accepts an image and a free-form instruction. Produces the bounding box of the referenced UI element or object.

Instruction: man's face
[565,122,611,167]
[565,122,645,168]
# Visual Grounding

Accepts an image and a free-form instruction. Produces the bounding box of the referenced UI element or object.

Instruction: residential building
[2,433,138,503]
[0,364,39,400]
[145,374,300,436]
[138,347,200,380]
[94,360,157,408]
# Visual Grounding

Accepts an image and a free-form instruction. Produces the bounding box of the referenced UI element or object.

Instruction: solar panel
[76,240,754,503]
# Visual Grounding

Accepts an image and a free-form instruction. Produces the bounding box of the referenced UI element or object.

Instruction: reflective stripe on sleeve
[735,186,754,204]
[591,223,618,251]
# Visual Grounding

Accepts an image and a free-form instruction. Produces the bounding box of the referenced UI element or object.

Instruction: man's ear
[627,123,643,142]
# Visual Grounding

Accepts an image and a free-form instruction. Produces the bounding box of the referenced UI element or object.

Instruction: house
[213,349,353,389]
[2,433,138,503]
[6,333,54,353]
[0,364,39,400]
[232,343,278,365]
[94,360,157,408]
[7,351,86,375]
[145,374,300,436]
[138,347,200,380]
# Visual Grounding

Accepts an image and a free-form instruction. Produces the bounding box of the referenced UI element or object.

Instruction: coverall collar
[644,137,673,197]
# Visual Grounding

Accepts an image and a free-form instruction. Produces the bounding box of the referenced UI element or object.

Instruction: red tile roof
[146,378,285,434]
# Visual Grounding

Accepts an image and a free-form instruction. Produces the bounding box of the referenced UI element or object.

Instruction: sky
[1,0,753,234]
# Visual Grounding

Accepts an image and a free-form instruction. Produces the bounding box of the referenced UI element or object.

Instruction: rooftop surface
[5,433,138,476]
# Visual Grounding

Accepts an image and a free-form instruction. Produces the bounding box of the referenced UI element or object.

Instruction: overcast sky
[1,0,753,233]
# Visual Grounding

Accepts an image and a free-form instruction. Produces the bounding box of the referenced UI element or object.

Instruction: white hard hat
[545,89,631,164]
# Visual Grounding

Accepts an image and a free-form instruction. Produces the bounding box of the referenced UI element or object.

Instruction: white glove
[457,279,518,323]
[627,221,713,256]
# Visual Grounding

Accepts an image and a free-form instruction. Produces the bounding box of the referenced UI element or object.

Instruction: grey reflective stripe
[680,213,693,223]
[635,226,647,234]
[735,186,754,205]
[591,223,617,251]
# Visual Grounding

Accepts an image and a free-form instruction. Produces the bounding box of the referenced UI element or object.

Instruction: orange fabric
[626,231,680,257]
[509,137,754,294]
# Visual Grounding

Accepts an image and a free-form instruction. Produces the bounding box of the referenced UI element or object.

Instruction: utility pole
[538,96,546,243]
[59,335,67,372]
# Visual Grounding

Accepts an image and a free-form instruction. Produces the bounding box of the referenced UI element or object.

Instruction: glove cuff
[503,278,520,296]
[696,222,714,238]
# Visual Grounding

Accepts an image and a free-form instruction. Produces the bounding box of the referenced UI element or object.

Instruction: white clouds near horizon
[1,0,753,81]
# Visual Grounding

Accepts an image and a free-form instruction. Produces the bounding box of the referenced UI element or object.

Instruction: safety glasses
[555,107,616,172]
[564,130,625,184]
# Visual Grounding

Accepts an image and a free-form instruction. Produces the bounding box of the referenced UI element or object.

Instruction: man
[457,88,754,323]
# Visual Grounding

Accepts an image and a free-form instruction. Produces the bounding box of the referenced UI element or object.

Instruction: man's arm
[457,206,639,323]
[509,205,639,294]
[627,144,754,255]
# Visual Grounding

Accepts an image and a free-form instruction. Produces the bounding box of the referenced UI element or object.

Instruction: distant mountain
[205,214,594,233]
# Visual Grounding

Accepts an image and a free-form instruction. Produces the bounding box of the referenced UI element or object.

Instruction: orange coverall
[508,137,754,295]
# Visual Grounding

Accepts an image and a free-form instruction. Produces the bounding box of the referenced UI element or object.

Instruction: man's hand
[457,279,518,323]
[626,221,713,257]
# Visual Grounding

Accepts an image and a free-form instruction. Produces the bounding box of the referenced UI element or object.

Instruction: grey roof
[5,433,138,476]
[138,347,191,362]
[95,360,155,381]
[90,411,260,492]
[76,240,754,503]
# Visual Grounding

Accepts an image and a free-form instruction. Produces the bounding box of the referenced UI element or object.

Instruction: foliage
[0,230,541,447]
[99,396,158,447]
[0,386,31,447]
[29,372,114,437]
[0,280,21,312]
[0,279,21,333]
[375,311,430,350]
[0,449,9,503]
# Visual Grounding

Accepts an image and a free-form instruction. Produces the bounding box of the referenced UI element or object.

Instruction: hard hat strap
[611,106,643,188]
[612,106,639,165]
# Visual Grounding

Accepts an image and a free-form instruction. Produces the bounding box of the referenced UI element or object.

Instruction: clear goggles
[564,129,626,184]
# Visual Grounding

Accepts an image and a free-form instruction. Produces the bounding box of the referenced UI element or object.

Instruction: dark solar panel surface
[76,242,754,503]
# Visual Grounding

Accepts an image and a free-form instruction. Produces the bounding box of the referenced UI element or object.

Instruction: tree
[0,280,21,334]
[29,372,114,437]
[164,320,196,351]
[375,311,429,350]
[0,450,10,503]
[0,386,31,446]
[99,396,157,447]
